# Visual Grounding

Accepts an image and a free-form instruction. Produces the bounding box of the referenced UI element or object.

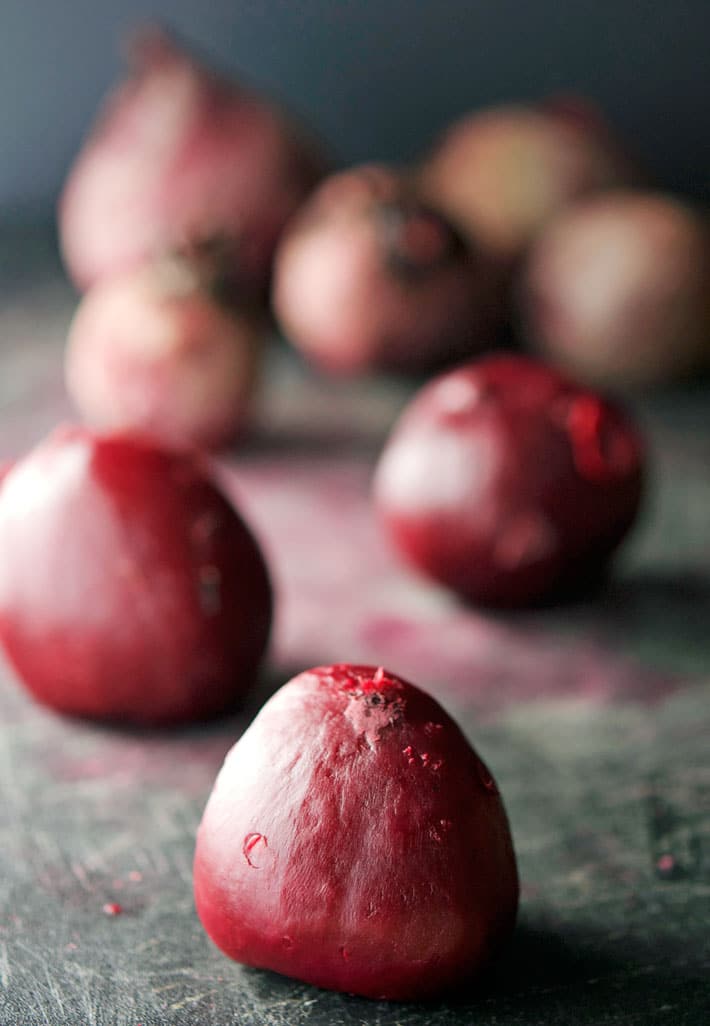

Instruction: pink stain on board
[214,454,681,718]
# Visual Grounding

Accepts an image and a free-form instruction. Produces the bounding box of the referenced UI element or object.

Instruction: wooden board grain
[0,231,708,1026]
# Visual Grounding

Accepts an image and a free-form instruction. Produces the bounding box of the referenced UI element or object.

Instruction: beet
[65,248,265,450]
[0,427,272,724]
[521,191,710,388]
[272,164,503,374]
[420,101,635,264]
[59,26,325,298]
[373,355,645,607]
[194,664,518,1000]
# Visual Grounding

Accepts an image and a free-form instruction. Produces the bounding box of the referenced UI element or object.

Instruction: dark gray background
[1,1,709,222]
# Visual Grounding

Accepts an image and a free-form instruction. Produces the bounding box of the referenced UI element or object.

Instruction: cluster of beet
[0,26,706,1002]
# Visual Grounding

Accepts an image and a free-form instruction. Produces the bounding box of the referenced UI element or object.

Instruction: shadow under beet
[241,419,388,459]
[241,920,709,1025]
[517,567,710,681]
[585,568,710,677]
[468,922,708,1024]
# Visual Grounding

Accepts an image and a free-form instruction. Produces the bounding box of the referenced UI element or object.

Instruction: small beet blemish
[478,763,498,793]
[424,722,444,737]
[243,832,268,868]
[198,564,222,614]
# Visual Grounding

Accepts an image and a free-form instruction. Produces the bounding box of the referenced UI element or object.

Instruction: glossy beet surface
[194,664,518,1000]
[374,355,645,607]
[0,428,272,724]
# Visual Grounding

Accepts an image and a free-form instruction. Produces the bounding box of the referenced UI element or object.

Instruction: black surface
[0,246,708,1025]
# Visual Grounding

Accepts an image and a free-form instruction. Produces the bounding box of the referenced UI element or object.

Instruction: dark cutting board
[0,229,708,1026]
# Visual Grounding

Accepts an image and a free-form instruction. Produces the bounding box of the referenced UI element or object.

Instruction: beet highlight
[0,428,272,724]
[65,246,265,450]
[420,100,635,264]
[194,664,518,1000]
[59,26,325,297]
[272,164,503,374]
[374,354,645,607]
[521,191,710,388]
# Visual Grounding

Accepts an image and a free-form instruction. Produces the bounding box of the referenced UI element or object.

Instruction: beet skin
[194,664,519,1000]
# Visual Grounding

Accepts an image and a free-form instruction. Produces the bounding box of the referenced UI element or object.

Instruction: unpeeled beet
[65,249,265,451]
[59,26,324,298]
[521,191,710,388]
[420,100,635,265]
[194,664,518,1000]
[272,165,502,374]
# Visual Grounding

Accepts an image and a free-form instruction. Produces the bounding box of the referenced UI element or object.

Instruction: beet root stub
[373,355,645,607]
[0,428,272,725]
[194,664,519,1000]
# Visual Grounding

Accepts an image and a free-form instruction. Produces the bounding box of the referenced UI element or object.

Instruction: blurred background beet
[1,1,708,223]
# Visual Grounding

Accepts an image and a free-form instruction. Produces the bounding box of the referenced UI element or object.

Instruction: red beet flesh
[0,428,271,724]
[273,164,502,374]
[374,355,645,607]
[194,664,518,1000]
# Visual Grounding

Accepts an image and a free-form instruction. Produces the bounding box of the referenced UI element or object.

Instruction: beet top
[194,664,519,1000]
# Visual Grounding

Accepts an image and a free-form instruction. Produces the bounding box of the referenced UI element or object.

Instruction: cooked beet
[194,663,518,1000]
[374,354,645,606]
[0,427,272,724]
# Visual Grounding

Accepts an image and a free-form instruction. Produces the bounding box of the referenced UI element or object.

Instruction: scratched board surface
[0,230,708,1026]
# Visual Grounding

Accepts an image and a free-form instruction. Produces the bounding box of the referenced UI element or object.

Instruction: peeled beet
[521,191,710,388]
[59,26,324,297]
[374,355,645,607]
[194,664,518,1000]
[0,427,271,724]
[420,100,634,264]
[65,249,265,450]
[272,164,503,374]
